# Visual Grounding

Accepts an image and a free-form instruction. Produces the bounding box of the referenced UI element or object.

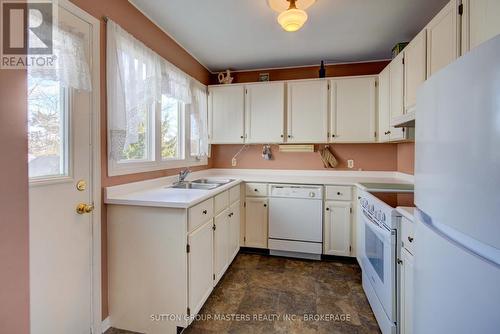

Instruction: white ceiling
[129,0,449,72]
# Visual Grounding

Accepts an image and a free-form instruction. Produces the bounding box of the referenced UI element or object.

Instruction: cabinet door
[213,210,229,284]
[209,85,245,144]
[245,82,285,143]
[426,0,459,77]
[287,80,329,143]
[378,66,391,143]
[330,77,377,143]
[188,220,213,316]
[244,198,268,249]
[466,0,500,51]
[323,201,352,256]
[404,30,427,112]
[400,247,415,334]
[389,52,406,141]
[228,201,240,262]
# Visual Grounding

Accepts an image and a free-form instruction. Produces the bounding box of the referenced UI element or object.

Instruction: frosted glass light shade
[277,8,308,32]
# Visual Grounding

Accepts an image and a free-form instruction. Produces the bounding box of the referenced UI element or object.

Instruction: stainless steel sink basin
[170,182,220,190]
[191,178,234,185]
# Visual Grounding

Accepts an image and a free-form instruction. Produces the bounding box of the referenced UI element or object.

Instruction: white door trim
[58,1,102,333]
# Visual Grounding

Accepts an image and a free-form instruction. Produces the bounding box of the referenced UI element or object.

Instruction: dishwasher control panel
[269,184,323,199]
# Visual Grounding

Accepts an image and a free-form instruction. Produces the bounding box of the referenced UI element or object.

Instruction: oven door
[361,209,397,321]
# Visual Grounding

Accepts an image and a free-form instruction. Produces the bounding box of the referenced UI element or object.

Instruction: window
[106,20,208,176]
[28,75,69,179]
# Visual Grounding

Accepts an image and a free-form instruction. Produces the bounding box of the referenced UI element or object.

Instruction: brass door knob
[76,203,94,215]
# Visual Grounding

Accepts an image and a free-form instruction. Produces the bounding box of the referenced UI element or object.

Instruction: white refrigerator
[415,35,500,334]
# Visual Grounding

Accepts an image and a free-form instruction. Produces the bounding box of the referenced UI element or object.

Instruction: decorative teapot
[218,69,234,84]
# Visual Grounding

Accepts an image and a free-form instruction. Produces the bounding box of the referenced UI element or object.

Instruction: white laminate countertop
[396,207,416,222]
[105,168,415,209]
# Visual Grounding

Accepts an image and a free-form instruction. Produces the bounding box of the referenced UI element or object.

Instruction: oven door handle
[362,209,392,242]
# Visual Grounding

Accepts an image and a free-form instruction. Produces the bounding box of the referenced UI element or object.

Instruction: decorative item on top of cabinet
[287,80,329,143]
[245,82,285,143]
[426,0,460,78]
[329,76,377,143]
[461,0,500,53]
[319,60,326,78]
[217,69,234,84]
[258,73,270,82]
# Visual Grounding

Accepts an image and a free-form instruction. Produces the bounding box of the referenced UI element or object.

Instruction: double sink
[169,178,234,190]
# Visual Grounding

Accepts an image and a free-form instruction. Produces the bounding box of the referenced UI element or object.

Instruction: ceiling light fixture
[269,0,315,32]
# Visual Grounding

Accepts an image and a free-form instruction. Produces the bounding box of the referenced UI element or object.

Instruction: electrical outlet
[231,158,237,167]
[347,160,354,169]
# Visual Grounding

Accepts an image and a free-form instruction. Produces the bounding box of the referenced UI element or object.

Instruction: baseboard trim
[321,254,358,264]
[239,247,270,255]
[101,317,111,333]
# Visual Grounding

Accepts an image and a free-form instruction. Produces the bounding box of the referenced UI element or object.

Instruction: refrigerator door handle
[417,209,500,269]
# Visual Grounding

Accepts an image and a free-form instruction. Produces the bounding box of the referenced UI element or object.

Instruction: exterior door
[244,198,268,248]
[245,82,285,143]
[330,77,377,143]
[28,3,97,334]
[208,85,245,144]
[286,80,328,143]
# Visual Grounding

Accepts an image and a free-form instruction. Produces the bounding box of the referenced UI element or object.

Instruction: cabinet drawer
[229,185,241,204]
[214,191,229,215]
[401,217,415,255]
[245,183,268,197]
[325,186,352,201]
[188,198,214,232]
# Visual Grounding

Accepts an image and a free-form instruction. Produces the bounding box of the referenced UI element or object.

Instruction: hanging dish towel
[320,146,338,168]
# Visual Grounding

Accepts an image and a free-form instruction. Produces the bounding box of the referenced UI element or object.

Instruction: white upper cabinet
[244,82,285,143]
[378,65,391,143]
[462,0,500,52]
[287,80,329,143]
[330,76,377,143]
[389,52,406,141]
[426,0,460,77]
[404,30,427,112]
[208,85,245,144]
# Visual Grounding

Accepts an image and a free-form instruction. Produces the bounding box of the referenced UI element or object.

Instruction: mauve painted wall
[0,71,30,333]
[211,144,398,171]
[397,142,415,174]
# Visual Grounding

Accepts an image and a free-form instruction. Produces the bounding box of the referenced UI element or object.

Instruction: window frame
[108,97,207,177]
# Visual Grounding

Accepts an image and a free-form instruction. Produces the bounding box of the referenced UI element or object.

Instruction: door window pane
[161,95,181,160]
[28,75,68,179]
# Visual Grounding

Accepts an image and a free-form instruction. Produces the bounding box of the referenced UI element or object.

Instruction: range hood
[391,106,415,128]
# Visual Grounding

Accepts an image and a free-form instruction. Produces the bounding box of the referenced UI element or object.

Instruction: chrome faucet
[178,168,191,183]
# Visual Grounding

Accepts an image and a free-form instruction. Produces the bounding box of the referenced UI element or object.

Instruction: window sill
[107,157,208,177]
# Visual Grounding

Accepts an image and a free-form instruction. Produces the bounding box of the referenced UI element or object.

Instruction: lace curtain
[107,19,193,160]
[29,24,92,91]
[190,82,209,158]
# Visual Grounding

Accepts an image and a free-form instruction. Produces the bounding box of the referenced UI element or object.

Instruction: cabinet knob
[254,189,258,192]
[331,134,336,138]
[263,204,267,207]
[280,134,284,138]
[326,207,330,211]
[408,236,414,243]
[202,210,207,214]
[287,135,291,138]
[397,258,403,265]
[384,131,391,135]
[240,135,244,139]
[337,192,342,195]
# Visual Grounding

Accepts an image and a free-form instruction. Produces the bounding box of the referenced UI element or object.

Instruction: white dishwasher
[268,184,323,260]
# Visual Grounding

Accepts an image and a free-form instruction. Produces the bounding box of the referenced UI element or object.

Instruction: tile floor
[106,253,380,334]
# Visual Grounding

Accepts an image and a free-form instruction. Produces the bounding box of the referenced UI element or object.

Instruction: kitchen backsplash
[210,144,401,171]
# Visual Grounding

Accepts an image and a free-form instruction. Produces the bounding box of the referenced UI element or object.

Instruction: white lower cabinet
[244,197,268,248]
[213,210,229,284]
[228,200,241,261]
[323,201,352,256]
[400,247,414,334]
[188,220,214,316]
